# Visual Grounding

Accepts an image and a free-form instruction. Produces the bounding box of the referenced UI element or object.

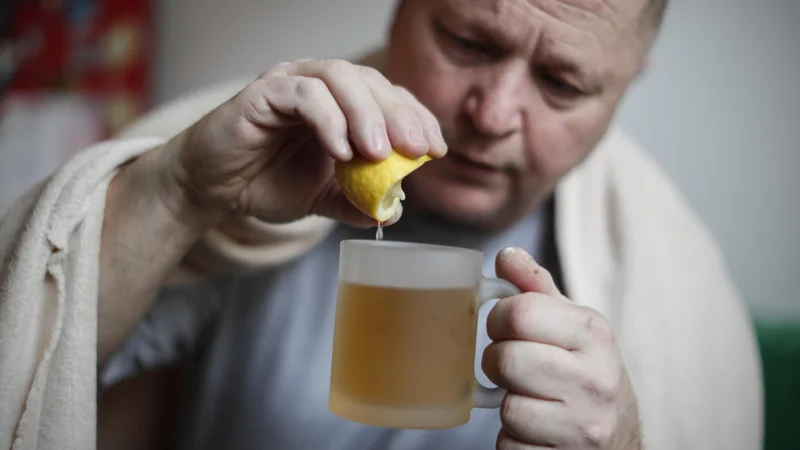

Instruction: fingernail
[499,247,535,263]
[408,126,428,149]
[431,128,447,154]
[497,247,519,263]
[372,126,391,157]
[498,247,516,258]
[337,138,353,159]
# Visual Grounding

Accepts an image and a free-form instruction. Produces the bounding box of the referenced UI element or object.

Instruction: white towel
[0,135,334,450]
[0,138,164,450]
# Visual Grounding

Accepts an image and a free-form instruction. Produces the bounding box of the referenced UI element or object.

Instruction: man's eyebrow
[542,53,590,76]
[437,5,525,49]
[437,3,610,83]
[536,35,603,79]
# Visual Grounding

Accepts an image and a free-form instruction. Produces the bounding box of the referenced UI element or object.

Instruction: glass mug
[329,239,521,429]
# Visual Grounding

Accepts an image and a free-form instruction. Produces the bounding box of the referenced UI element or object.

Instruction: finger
[496,428,551,449]
[287,60,393,161]
[358,71,431,158]
[254,76,353,161]
[359,68,445,158]
[393,85,448,158]
[500,393,572,447]
[486,293,588,350]
[495,247,562,298]
[482,341,581,401]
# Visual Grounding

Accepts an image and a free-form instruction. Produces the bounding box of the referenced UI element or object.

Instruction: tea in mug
[329,282,479,428]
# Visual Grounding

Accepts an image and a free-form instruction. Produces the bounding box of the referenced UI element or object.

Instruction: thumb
[495,246,562,298]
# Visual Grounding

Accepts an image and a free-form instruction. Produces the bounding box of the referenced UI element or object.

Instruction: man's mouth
[447,151,501,172]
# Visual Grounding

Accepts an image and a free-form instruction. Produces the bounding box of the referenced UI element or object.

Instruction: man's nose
[464,65,526,138]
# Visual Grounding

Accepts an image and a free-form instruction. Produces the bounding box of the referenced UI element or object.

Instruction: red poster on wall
[2,0,154,137]
[0,0,154,202]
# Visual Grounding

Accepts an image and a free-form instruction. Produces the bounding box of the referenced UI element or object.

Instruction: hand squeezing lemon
[334,150,433,223]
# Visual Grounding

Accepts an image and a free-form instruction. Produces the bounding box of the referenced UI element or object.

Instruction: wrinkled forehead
[431,0,643,39]
[424,0,644,76]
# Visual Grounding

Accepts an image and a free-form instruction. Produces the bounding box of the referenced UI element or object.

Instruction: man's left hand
[483,247,641,449]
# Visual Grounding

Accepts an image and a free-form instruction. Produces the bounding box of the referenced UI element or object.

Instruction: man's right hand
[157,59,448,229]
[97,58,447,367]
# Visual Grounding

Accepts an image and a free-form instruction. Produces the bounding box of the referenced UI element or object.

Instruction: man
[4,0,762,449]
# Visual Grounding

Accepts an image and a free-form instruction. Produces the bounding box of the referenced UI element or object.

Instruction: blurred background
[1,0,798,447]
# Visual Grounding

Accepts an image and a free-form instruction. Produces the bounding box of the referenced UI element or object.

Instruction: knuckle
[259,62,291,79]
[581,307,615,344]
[322,59,353,77]
[506,296,536,338]
[540,269,557,289]
[238,82,263,107]
[422,109,441,126]
[576,419,615,448]
[493,343,518,381]
[294,77,327,100]
[393,85,415,99]
[394,87,426,113]
[536,348,558,378]
[359,65,385,82]
[581,374,620,405]
[414,109,438,129]
[499,394,522,429]
[243,96,267,122]
[318,115,340,133]
[232,84,266,127]
[386,102,419,122]
[394,87,435,119]
[317,108,345,131]
[495,431,517,450]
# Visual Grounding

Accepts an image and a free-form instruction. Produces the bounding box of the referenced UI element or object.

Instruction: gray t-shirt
[101,205,556,450]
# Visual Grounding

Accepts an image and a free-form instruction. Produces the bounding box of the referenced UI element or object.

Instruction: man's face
[385,0,647,229]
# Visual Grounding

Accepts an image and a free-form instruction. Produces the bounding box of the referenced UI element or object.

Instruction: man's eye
[537,70,583,96]
[451,34,490,54]
[438,25,498,63]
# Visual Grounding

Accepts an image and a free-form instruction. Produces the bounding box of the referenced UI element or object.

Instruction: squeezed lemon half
[334,150,433,223]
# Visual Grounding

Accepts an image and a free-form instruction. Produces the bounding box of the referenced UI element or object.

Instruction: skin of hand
[159,58,449,229]
[97,58,447,363]
[484,247,641,449]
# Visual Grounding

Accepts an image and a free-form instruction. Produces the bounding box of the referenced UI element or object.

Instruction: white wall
[615,0,800,320]
[150,0,800,320]
[153,0,397,103]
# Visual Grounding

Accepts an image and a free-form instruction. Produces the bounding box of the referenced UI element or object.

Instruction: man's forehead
[427,0,643,77]
[432,0,642,50]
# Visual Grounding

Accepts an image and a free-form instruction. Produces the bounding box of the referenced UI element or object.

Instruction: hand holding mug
[329,240,518,429]
[485,247,641,449]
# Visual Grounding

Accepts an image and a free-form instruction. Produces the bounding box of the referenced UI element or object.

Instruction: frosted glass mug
[329,239,520,429]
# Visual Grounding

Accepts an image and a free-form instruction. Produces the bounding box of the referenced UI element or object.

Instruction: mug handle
[472,276,520,408]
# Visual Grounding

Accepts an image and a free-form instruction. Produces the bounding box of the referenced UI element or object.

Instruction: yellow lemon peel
[334,150,433,223]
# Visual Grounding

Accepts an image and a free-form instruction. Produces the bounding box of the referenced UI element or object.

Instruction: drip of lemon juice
[375,223,384,241]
